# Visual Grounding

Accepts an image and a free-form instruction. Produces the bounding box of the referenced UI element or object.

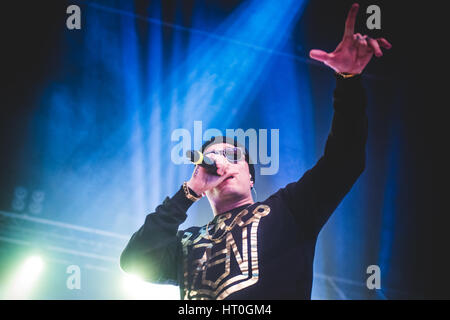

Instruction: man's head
[201,136,255,211]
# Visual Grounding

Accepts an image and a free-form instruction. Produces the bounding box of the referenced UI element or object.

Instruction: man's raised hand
[309,3,392,75]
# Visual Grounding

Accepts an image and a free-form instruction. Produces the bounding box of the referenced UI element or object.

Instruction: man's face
[203,143,253,202]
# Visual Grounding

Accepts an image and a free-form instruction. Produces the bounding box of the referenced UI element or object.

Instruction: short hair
[201,136,255,184]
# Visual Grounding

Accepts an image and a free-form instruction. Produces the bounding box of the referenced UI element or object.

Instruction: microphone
[186,150,219,175]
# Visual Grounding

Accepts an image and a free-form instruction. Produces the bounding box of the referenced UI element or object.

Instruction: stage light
[6,255,45,299]
[121,274,179,300]
[176,0,308,130]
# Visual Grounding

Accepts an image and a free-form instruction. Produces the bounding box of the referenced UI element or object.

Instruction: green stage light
[6,255,45,299]
[121,273,179,300]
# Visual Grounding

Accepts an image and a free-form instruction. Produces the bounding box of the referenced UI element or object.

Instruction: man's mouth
[217,175,236,188]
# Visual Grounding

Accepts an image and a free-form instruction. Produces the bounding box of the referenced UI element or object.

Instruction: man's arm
[275,3,390,237]
[119,186,193,285]
[277,73,367,237]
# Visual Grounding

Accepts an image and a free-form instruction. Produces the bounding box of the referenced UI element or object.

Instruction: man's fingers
[309,49,330,63]
[343,3,359,40]
[353,33,366,41]
[214,167,240,186]
[216,162,228,176]
[376,38,392,49]
[216,160,238,177]
[368,37,382,57]
[354,33,368,47]
[357,38,368,48]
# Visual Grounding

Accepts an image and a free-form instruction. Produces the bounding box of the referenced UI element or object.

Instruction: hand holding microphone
[185,150,219,175]
[185,150,239,196]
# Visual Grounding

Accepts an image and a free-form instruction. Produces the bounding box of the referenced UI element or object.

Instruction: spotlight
[121,274,179,300]
[6,255,45,299]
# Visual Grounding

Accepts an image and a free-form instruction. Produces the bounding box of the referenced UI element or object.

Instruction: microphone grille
[186,150,202,163]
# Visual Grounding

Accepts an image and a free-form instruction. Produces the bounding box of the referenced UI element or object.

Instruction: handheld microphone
[186,150,219,175]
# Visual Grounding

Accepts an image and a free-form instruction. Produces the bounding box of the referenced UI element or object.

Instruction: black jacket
[120,74,368,299]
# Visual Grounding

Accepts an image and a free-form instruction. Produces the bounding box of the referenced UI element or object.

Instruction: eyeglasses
[204,147,245,163]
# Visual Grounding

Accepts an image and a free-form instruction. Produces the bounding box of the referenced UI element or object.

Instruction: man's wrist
[183,181,202,202]
[335,71,360,79]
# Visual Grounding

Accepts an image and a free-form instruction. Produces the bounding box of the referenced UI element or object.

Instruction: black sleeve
[119,186,194,285]
[276,74,368,238]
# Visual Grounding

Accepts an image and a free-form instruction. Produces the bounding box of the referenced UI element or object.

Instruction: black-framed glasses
[204,147,245,163]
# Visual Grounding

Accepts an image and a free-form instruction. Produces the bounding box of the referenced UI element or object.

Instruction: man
[120,3,391,299]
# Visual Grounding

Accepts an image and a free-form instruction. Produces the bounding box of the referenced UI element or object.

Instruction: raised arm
[278,74,367,237]
[276,3,391,238]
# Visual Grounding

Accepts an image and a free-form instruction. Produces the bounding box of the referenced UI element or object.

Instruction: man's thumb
[309,49,330,62]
